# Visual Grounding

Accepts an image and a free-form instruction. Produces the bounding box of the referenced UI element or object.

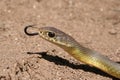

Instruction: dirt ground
[0,0,120,80]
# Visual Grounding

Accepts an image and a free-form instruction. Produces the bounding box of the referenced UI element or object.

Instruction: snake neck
[59,42,120,79]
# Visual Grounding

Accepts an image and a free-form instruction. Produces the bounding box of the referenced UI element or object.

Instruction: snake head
[38,27,78,48]
[24,25,78,49]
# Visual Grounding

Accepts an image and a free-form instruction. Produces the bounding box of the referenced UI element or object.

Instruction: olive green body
[63,46,120,78]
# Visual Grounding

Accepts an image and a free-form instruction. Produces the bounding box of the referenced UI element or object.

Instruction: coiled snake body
[24,25,120,79]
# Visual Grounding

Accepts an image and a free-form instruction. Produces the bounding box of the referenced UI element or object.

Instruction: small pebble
[100,8,104,11]
[109,29,117,35]
[33,5,36,9]
[15,38,18,41]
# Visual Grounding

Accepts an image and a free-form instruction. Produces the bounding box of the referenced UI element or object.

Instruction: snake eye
[48,32,55,38]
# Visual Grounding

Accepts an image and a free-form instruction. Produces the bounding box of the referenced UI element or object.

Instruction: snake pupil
[48,32,55,37]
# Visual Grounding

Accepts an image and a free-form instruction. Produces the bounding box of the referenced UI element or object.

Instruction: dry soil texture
[0,0,120,80]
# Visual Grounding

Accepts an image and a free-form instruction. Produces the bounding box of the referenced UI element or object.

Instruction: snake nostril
[39,31,43,34]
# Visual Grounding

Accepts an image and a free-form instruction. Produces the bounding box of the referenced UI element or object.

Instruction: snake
[24,25,120,79]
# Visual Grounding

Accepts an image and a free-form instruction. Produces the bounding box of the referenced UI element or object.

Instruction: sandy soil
[0,0,120,80]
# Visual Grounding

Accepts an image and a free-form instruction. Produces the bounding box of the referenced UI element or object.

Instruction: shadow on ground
[27,52,120,80]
